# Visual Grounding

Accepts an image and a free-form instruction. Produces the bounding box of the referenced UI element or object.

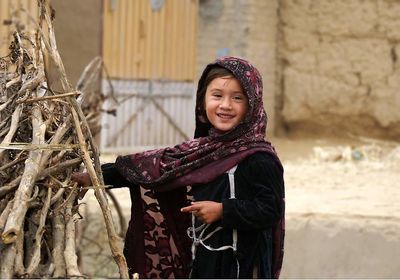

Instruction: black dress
[101,152,283,279]
[189,152,283,279]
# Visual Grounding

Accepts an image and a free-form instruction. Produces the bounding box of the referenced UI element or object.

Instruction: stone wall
[279,0,400,139]
[197,0,279,133]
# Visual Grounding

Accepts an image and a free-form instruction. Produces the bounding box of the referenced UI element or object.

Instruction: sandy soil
[273,136,400,219]
[79,136,400,278]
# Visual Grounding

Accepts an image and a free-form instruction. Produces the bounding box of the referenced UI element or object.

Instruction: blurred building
[1,0,399,149]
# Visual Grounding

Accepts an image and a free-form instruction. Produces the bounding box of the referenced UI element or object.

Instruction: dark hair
[199,66,234,98]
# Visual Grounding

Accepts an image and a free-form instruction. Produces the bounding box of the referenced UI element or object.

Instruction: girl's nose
[219,97,232,109]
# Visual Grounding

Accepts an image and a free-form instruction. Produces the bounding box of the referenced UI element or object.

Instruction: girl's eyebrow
[209,88,244,93]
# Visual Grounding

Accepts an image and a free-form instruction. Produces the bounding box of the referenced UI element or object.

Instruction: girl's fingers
[180,205,195,212]
[71,172,91,186]
[180,203,202,212]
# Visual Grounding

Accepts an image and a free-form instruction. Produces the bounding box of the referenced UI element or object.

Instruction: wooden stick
[2,105,45,244]
[40,158,82,178]
[13,221,25,277]
[16,68,45,96]
[0,177,21,200]
[39,116,72,168]
[0,157,82,199]
[51,199,66,278]
[0,143,79,151]
[0,97,14,113]
[0,151,26,172]
[70,107,128,278]
[63,190,82,278]
[0,105,22,162]
[5,77,21,89]
[106,189,127,237]
[49,136,73,164]
[0,116,12,131]
[76,56,102,92]
[50,187,65,206]
[0,243,16,278]
[0,195,10,214]
[17,91,80,104]
[24,208,40,276]
[0,199,13,233]
[26,187,52,276]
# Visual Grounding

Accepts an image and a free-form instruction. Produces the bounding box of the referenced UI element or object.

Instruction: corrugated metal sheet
[102,0,198,81]
[100,79,196,153]
[0,0,39,55]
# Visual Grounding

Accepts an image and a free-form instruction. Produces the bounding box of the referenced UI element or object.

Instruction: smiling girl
[72,57,285,279]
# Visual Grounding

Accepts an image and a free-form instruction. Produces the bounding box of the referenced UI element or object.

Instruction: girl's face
[204,76,249,133]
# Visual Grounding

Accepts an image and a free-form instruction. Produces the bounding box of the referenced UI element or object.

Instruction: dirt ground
[273,136,400,218]
[79,136,400,278]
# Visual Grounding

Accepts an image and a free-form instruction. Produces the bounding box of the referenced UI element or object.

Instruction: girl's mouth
[217,113,235,119]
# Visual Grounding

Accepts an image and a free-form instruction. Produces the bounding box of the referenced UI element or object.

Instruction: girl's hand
[71,172,92,199]
[180,201,223,224]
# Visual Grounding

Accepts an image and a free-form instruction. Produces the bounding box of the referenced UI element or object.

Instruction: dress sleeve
[221,154,284,230]
[101,163,131,188]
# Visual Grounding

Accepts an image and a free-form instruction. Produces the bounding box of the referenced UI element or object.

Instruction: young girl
[73,56,285,279]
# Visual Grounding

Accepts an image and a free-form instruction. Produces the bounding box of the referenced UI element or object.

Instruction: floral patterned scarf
[115,56,285,278]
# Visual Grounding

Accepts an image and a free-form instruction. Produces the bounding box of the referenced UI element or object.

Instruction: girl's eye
[233,95,244,101]
[212,93,222,98]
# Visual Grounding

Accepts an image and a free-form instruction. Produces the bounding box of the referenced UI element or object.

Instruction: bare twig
[18,91,80,104]
[106,189,127,237]
[0,143,79,151]
[0,151,26,171]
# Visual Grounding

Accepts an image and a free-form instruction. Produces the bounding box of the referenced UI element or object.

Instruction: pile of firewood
[0,1,127,278]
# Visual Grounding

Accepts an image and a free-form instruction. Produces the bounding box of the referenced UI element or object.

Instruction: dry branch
[0,243,16,278]
[51,200,67,278]
[64,190,82,278]
[19,91,80,104]
[0,105,22,161]
[2,105,45,245]
[14,225,25,277]
[0,200,13,233]
[26,187,52,276]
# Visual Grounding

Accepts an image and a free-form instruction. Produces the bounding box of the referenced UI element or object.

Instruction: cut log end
[2,229,18,244]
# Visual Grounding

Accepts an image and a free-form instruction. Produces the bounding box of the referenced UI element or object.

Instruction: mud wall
[281,214,400,278]
[50,0,102,88]
[197,0,279,132]
[279,0,400,139]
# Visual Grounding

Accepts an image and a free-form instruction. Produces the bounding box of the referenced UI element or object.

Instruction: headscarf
[115,56,285,278]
